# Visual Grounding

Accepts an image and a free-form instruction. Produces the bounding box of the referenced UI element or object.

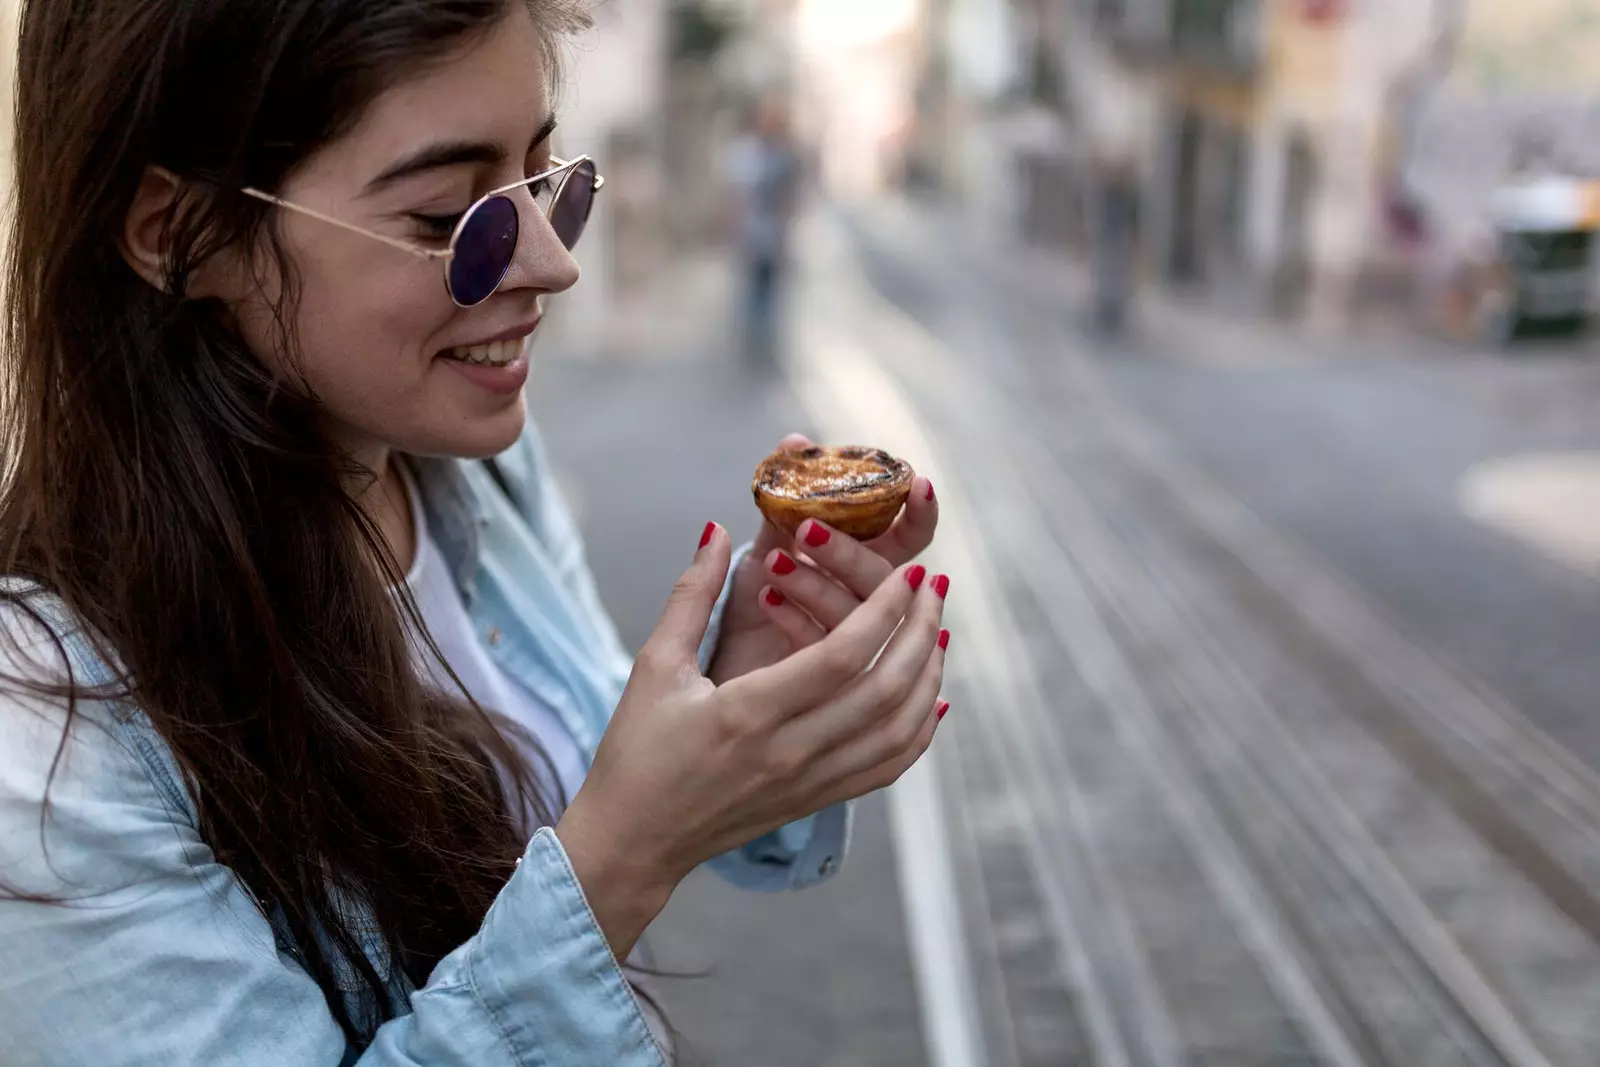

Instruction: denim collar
[408,456,488,607]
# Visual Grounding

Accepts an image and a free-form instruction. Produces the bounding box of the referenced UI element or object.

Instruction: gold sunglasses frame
[241,154,604,305]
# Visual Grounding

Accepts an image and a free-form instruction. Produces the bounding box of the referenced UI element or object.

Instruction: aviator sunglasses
[243,155,603,307]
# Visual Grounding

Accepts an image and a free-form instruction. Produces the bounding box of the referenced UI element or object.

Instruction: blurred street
[534,195,1600,1065]
[520,1,1600,1061]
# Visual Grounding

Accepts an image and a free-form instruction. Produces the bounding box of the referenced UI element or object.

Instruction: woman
[0,1,950,1064]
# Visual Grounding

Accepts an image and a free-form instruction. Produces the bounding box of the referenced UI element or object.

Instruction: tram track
[814,206,1600,1064]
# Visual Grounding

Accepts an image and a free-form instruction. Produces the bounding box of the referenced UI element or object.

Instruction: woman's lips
[439,335,531,396]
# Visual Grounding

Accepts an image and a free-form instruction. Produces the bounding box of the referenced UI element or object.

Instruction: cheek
[292,259,471,445]
[231,239,531,459]
[293,257,446,400]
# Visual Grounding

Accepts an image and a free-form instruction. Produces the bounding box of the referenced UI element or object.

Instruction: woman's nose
[500,197,580,296]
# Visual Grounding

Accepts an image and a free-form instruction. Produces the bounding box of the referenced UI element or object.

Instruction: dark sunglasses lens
[449,196,519,305]
[549,160,596,250]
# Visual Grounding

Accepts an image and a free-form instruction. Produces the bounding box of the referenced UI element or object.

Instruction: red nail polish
[803,521,831,548]
[770,551,798,576]
[936,701,950,721]
[938,629,950,651]
[925,480,936,503]
[699,522,716,549]
[765,588,786,607]
[932,574,950,599]
[906,565,927,591]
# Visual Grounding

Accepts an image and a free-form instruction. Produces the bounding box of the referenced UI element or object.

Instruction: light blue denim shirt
[0,418,851,1067]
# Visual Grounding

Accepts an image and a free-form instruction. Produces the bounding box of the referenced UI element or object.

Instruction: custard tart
[752,445,915,540]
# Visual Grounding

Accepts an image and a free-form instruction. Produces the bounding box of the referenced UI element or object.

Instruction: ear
[120,165,185,293]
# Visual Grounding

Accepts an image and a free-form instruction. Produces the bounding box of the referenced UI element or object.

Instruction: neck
[349,444,417,577]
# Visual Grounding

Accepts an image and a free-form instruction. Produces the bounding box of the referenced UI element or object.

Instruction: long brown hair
[1,0,590,1046]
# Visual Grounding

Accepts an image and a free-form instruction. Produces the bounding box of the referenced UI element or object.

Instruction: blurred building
[909,0,1463,328]
[903,0,1600,336]
[553,0,673,355]
[795,0,923,195]
[553,0,802,354]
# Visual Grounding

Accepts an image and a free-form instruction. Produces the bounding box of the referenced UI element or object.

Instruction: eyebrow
[364,113,560,193]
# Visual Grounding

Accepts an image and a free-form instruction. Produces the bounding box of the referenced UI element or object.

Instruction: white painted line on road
[787,316,996,1067]
[786,212,1144,1067]
[1461,452,1600,579]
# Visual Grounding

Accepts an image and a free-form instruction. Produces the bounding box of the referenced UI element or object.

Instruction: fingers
[637,522,732,671]
[757,583,827,649]
[791,520,894,602]
[727,560,929,716]
[865,475,939,568]
[801,636,948,797]
[780,570,947,754]
[762,547,862,630]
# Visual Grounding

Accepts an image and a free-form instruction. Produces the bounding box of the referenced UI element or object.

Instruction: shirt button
[818,856,836,877]
[485,626,504,648]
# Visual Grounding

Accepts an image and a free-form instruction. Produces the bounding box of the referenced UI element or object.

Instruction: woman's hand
[708,433,940,685]
[556,523,949,959]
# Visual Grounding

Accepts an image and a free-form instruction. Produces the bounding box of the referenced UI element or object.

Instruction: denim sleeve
[503,421,853,893]
[0,689,666,1067]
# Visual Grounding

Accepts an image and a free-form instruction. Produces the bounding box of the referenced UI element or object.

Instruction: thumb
[641,521,732,669]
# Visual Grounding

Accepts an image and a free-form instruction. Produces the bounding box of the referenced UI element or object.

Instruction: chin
[409,398,529,461]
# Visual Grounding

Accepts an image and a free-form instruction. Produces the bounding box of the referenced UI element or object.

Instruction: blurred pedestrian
[727,97,802,364]
[1088,154,1142,337]
[0,2,949,1065]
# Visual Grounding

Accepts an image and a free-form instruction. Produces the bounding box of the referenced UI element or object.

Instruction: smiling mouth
[443,337,525,366]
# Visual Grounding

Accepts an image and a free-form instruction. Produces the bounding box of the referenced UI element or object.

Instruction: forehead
[303,11,553,187]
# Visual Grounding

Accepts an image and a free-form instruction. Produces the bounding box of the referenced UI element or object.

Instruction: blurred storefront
[907,0,1468,331]
[1080,0,1444,328]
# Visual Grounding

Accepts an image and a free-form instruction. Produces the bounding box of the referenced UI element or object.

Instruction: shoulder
[0,593,193,896]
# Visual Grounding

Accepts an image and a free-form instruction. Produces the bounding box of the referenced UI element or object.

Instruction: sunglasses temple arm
[240,188,445,261]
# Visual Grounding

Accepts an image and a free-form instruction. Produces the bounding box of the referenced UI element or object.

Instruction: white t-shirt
[398,472,589,828]
[395,472,673,1058]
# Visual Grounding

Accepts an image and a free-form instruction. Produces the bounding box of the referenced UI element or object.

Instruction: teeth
[449,338,522,366]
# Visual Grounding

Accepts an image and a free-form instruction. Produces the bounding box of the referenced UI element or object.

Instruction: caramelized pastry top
[754,446,913,502]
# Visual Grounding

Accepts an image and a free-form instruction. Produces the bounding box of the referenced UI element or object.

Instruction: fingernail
[803,521,831,548]
[932,574,950,599]
[936,701,950,721]
[699,522,717,549]
[938,629,950,651]
[925,479,936,503]
[906,565,927,591]
[770,551,798,576]
[765,588,786,607]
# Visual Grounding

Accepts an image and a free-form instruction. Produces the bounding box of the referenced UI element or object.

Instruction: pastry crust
[752,445,915,540]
